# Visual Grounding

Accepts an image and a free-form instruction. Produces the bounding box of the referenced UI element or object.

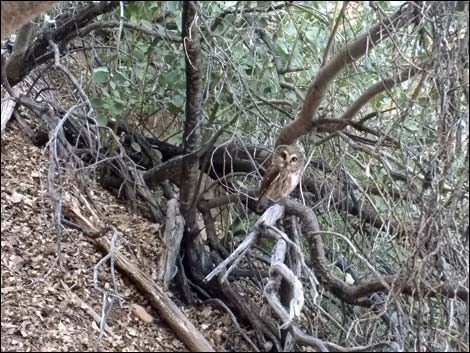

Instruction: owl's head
[273,144,304,172]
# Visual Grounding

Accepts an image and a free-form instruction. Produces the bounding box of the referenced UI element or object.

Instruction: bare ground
[1,121,242,352]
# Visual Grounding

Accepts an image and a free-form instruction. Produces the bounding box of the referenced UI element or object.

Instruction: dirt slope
[1,122,236,352]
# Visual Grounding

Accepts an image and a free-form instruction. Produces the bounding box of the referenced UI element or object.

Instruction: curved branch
[339,60,429,121]
[276,2,425,146]
[7,1,119,86]
[283,199,469,305]
[256,28,305,100]
[76,20,180,42]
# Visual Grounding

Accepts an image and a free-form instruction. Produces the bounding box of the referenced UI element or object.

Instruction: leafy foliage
[75,1,468,351]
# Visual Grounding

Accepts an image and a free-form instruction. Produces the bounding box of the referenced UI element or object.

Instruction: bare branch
[92,235,216,352]
[339,60,430,121]
[283,199,469,305]
[6,1,119,86]
[321,1,350,67]
[276,2,424,146]
[77,20,180,43]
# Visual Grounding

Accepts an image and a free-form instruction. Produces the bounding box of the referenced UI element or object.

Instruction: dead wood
[92,236,215,352]
[203,202,399,351]
[1,87,19,133]
[159,199,185,289]
[60,280,118,339]
[282,199,469,305]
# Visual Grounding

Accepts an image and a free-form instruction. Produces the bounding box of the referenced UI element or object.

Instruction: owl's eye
[280,151,287,159]
[291,156,298,162]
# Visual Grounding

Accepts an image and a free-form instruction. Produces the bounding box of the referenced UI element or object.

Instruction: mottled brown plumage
[257,144,304,210]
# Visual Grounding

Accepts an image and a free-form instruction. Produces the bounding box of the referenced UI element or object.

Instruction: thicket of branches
[1,1,468,352]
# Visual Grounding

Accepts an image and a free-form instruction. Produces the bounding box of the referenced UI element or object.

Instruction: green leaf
[114,70,131,87]
[176,13,182,33]
[90,97,104,109]
[276,40,289,56]
[109,100,126,116]
[285,21,296,36]
[164,54,177,64]
[92,67,109,83]
[167,94,185,113]
[166,1,181,12]
[148,2,160,10]
[305,29,316,42]
[124,2,140,19]
[163,70,182,85]
[96,113,108,126]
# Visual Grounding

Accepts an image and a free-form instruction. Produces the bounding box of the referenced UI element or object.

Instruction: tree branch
[7,1,119,86]
[76,20,180,43]
[180,1,203,237]
[92,236,215,352]
[283,199,469,305]
[276,2,424,146]
[321,1,349,67]
[339,60,430,121]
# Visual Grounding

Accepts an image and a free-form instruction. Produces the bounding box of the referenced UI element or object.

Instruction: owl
[257,144,305,210]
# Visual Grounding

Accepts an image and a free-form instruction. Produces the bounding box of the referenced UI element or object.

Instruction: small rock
[10,191,24,203]
[130,304,153,323]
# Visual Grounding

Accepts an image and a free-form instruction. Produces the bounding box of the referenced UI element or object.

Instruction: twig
[60,280,118,339]
[92,235,215,351]
[93,226,123,338]
[204,298,260,352]
[321,1,350,67]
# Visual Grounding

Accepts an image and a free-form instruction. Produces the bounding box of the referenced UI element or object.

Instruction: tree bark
[180,1,203,237]
[276,2,423,146]
[5,1,119,86]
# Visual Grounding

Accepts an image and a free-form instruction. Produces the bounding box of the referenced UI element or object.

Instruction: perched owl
[257,144,304,210]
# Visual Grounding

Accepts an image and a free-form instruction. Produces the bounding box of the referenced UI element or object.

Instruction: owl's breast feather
[290,172,301,190]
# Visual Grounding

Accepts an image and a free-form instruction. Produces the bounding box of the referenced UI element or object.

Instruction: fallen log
[92,236,215,352]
